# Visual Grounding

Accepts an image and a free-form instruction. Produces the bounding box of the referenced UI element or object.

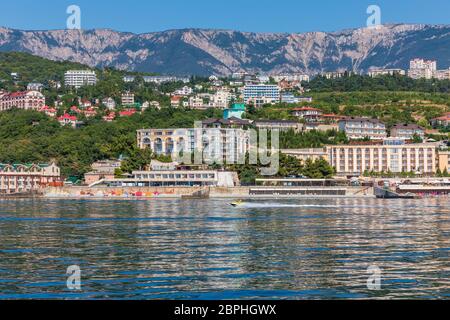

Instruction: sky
[1,0,449,34]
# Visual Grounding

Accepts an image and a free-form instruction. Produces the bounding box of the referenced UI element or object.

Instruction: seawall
[43,186,374,199]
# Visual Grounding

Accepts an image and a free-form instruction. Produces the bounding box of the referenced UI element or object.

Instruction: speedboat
[230,200,244,207]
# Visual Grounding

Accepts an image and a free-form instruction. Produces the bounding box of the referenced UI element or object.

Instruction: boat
[230,200,244,207]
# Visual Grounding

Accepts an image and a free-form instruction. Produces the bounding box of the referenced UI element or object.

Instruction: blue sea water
[0,198,449,299]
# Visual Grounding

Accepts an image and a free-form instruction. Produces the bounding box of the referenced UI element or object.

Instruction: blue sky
[1,0,449,33]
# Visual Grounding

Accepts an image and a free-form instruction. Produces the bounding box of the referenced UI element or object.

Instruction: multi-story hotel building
[328,140,437,176]
[390,123,425,140]
[137,127,249,164]
[0,90,45,111]
[0,163,61,194]
[338,117,387,140]
[243,85,280,106]
[64,70,97,88]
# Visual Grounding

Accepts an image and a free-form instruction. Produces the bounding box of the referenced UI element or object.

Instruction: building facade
[103,170,238,188]
[121,92,135,106]
[137,127,249,164]
[64,70,97,88]
[0,163,61,194]
[0,90,45,111]
[408,59,437,79]
[243,85,280,106]
[390,123,425,140]
[327,140,437,176]
[254,120,303,132]
[338,117,387,140]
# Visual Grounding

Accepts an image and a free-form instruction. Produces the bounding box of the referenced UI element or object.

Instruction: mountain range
[0,24,449,76]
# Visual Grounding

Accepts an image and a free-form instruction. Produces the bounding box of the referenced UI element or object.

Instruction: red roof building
[0,90,45,111]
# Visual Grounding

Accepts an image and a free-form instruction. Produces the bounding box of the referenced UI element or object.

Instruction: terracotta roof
[58,113,77,121]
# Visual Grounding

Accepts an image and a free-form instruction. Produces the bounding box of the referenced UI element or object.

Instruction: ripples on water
[0,198,449,299]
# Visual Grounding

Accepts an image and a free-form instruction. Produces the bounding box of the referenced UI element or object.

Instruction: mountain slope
[0,24,449,76]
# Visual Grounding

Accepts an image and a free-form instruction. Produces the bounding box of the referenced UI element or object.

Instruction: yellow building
[437,151,450,172]
[327,141,437,176]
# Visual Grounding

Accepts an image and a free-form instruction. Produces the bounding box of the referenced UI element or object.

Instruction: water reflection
[0,198,449,299]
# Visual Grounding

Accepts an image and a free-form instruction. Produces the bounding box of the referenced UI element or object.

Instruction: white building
[188,96,206,109]
[174,86,193,96]
[272,74,310,82]
[102,97,116,110]
[64,70,97,88]
[210,90,233,109]
[243,84,280,106]
[27,82,44,92]
[390,123,425,140]
[121,92,135,106]
[143,76,190,84]
[368,69,406,77]
[408,59,437,79]
[137,127,249,165]
[338,117,387,140]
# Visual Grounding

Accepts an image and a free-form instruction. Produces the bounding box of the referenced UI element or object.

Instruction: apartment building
[0,163,61,194]
[0,90,45,111]
[328,140,437,176]
[137,127,249,164]
[338,117,387,140]
[390,123,425,140]
[408,59,437,79]
[121,92,135,106]
[64,70,97,88]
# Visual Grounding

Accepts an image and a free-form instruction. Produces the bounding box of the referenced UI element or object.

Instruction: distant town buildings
[272,74,310,83]
[0,163,61,194]
[0,90,45,111]
[143,76,190,84]
[64,70,97,88]
[27,82,44,92]
[368,68,406,77]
